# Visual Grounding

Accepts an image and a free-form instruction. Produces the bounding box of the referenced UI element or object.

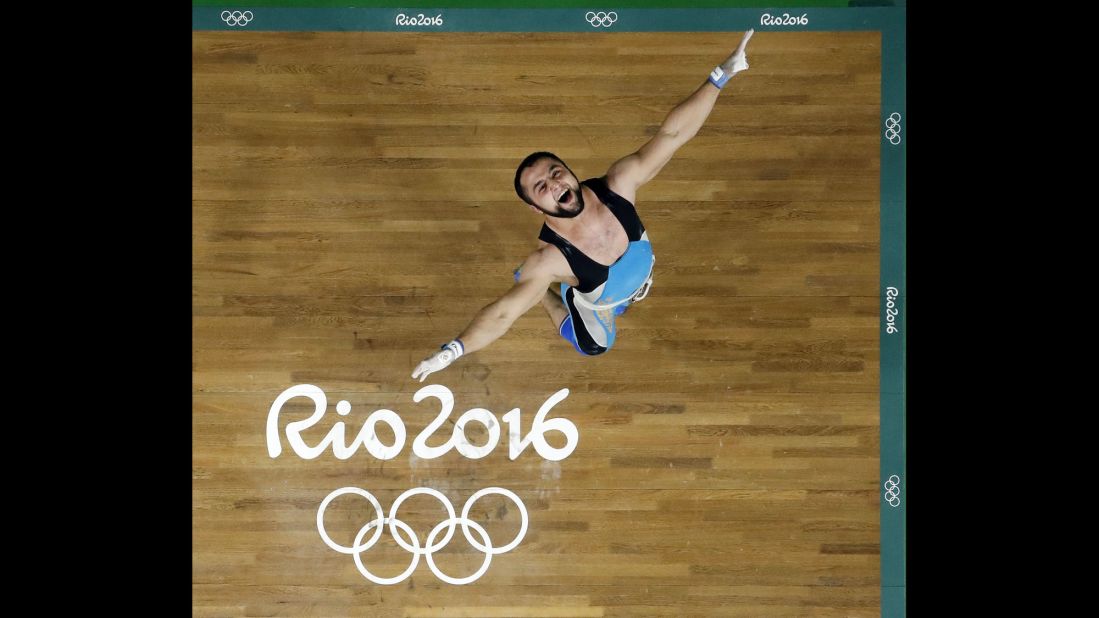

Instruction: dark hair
[513,151,567,205]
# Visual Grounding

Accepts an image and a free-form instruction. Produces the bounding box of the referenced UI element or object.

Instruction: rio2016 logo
[268,383,579,584]
[884,287,900,334]
[395,13,443,26]
[267,384,578,462]
[760,13,808,26]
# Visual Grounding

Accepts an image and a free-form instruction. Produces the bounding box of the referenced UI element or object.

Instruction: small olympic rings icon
[884,112,902,145]
[317,486,529,585]
[221,10,254,27]
[883,474,901,507]
[585,11,618,27]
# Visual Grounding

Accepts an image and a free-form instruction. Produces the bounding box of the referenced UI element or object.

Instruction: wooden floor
[193,31,881,617]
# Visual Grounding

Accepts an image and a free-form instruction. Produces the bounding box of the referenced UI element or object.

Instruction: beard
[538,186,585,219]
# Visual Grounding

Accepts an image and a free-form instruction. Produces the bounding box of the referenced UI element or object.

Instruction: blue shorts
[556,283,622,355]
[514,268,638,357]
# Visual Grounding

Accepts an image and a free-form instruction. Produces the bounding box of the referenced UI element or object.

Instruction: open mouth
[558,189,572,205]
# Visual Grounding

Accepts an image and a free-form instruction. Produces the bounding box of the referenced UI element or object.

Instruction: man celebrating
[412,30,755,382]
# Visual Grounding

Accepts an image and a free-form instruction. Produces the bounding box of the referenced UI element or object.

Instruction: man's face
[520,158,585,218]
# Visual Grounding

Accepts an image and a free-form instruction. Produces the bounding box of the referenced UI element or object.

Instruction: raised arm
[606,29,755,199]
[411,248,564,382]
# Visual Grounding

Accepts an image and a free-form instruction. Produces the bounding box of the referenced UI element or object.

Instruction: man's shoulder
[521,243,569,279]
[527,243,564,266]
[601,171,639,206]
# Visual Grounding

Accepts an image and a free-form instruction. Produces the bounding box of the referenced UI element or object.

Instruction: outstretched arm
[606,29,755,198]
[411,250,561,382]
[457,275,554,353]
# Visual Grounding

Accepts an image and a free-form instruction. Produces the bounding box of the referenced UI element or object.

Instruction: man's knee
[580,343,609,356]
[559,316,609,356]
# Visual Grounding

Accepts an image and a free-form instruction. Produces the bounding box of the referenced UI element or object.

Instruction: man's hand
[411,340,464,383]
[720,29,755,76]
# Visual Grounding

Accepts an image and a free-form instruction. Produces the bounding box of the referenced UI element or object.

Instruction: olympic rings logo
[883,474,901,507]
[317,486,528,585]
[585,11,618,27]
[884,112,902,145]
[221,10,253,27]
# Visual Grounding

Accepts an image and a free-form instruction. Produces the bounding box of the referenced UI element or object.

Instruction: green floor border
[194,7,899,31]
[193,1,895,7]
[193,6,906,616]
